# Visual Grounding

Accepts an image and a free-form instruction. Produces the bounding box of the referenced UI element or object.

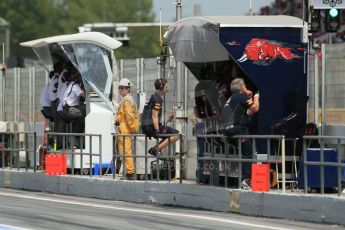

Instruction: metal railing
[303,136,345,196]
[0,130,185,181]
[0,131,37,171]
[1,130,344,197]
[112,133,184,183]
[46,132,102,176]
[196,134,291,192]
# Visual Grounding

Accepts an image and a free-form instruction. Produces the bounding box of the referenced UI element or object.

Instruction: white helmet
[118,78,131,87]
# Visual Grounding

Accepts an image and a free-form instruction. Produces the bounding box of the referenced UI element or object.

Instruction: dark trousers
[55,111,66,148]
[241,138,253,180]
[238,127,253,180]
[41,107,54,121]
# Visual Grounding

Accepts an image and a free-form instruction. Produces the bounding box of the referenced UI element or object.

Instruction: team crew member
[40,65,61,122]
[141,78,179,156]
[40,78,54,121]
[115,78,139,180]
[55,69,70,142]
[48,63,62,105]
[61,72,85,120]
[228,78,259,190]
[49,62,63,128]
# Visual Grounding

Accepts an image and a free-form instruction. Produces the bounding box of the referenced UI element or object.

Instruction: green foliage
[116,27,161,59]
[0,0,161,63]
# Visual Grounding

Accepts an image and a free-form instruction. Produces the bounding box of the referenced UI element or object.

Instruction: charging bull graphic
[236,38,301,65]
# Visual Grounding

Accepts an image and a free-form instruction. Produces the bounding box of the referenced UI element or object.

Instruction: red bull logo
[237,38,300,65]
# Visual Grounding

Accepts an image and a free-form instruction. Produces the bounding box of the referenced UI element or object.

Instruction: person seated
[61,72,85,120]
[58,71,85,148]
[141,78,180,156]
[56,68,70,133]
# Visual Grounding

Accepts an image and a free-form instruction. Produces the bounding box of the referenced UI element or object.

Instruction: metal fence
[196,134,291,191]
[0,58,197,139]
[0,131,37,171]
[196,134,345,196]
[308,43,345,125]
[112,133,184,183]
[0,130,344,196]
[0,47,345,193]
[302,136,345,196]
[0,130,186,183]
[46,132,102,176]
[118,58,197,125]
[0,66,47,123]
[1,43,345,124]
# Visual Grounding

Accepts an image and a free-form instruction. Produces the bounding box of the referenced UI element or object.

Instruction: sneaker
[148,147,161,156]
[241,179,251,190]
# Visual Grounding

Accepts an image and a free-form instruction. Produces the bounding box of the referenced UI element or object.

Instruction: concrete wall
[0,170,345,225]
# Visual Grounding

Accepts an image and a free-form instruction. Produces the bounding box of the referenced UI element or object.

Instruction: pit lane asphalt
[0,189,343,230]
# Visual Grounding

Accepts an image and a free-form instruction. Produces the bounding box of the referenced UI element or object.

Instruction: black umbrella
[165,17,229,63]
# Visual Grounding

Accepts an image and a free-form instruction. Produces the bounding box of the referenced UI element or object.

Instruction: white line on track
[0,224,33,230]
[0,191,294,230]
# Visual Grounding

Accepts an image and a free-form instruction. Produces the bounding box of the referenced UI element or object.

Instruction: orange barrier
[45,154,67,176]
[252,164,270,192]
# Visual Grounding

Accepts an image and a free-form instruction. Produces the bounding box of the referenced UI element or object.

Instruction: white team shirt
[48,76,59,101]
[63,81,83,107]
[57,81,69,112]
[57,69,67,97]
[40,84,50,108]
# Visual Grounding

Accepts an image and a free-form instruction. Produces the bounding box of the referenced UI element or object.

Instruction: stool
[274,138,299,190]
[92,163,114,175]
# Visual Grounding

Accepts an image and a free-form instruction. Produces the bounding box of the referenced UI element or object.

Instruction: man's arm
[247,93,259,115]
[152,110,159,131]
[79,91,86,98]
[73,84,86,98]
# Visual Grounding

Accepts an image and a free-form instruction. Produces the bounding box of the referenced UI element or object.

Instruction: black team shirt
[141,92,163,127]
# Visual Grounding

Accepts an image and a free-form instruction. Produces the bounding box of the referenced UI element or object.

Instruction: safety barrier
[45,132,102,176]
[1,130,344,197]
[196,134,292,192]
[0,131,37,171]
[112,133,184,183]
[302,136,345,196]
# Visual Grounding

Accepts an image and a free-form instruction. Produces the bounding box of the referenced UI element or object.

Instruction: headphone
[156,78,166,90]
[158,79,164,90]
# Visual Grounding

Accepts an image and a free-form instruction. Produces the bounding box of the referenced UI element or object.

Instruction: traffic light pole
[321,44,326,135]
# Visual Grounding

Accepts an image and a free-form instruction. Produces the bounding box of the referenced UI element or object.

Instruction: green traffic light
[329,8,339,18]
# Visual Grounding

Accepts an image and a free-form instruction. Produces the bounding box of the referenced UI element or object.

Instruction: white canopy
[21,32,122,113]
[20,32,122,50]
[203,15,306,28]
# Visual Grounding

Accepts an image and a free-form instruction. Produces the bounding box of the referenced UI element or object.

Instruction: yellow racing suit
[115,95,138,175]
